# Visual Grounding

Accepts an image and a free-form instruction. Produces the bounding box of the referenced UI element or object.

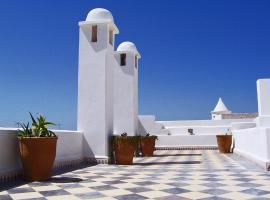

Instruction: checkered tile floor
[1,150,270,200]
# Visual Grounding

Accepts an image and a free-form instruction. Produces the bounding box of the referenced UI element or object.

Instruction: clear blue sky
[0,0,269,129]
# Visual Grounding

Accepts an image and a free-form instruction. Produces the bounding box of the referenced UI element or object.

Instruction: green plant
[141,133,158,140]
[17,113,56,138]
[226,129,232,135]
[17,122,32,137]
[113,133,140,148]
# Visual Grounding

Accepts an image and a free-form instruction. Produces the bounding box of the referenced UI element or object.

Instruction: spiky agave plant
[30,113,56,137]
[17,113,56,138]
[17,122,33,138]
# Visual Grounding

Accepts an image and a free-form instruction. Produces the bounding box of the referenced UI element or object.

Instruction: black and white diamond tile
[1,150,270,200]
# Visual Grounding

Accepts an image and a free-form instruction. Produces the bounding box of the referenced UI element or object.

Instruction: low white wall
[167,126,230,135]
[158,119,254,127]
[233,127,270,170]
[0,128,21,176]
[53,130,84,165]
[0,128,84,178]
[231,122,256,130]
[138,115,168,135]
[156,135,217,147]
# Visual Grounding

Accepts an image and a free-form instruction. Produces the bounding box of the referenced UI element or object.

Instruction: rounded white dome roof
[86,8,114,23]
[117,42,141,57]
[212,98,231,113]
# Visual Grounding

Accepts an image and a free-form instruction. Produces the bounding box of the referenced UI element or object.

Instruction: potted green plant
[216,129,232,153]
[113,133,139,165]
[140,133,158,157]
[17,113,57,181]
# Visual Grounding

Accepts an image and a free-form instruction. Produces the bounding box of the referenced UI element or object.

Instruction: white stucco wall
[158,119,254,127]
[113,52,138,135]
[156,135,218,147]
[231,122,256,130]
[167,126,230,135]
[138,115,169,135]
[77,23,114,158]
[231,79,270,170]
[257,79,270,127]
[105,44,115,157]
[0,128,83,177]
[233,127,270,169]
[157,119,254,136]
[139,117,255,146]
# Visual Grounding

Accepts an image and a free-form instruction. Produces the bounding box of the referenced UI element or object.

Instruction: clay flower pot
[18,137,58,181]
[216,135,232,153]
[113,135,139,165]
[140,136,158,157]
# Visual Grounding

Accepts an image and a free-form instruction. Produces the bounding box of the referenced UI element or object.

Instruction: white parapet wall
[138,117,255,147]
[158,119,255,127]
[232,79,270,171]
[233,127,270,170]
[231,122,256,130]
[256,79,270,127]
[138,115,168,135]
[156,135,218,147]
[0,128,84,180]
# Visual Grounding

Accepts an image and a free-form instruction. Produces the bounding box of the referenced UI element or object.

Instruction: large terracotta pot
[18,137,58,181]
[114,139,136,165]
[216,135,232,153]
[140,137,156,157]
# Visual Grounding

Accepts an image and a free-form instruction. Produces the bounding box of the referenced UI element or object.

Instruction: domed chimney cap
[86,8,114,23]
[79,8,119,34]
[117,41,141,58]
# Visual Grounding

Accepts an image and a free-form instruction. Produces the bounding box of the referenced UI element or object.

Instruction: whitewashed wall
[232,79,270,170]
[158,119,254,127]
[113,52,138,135]
[77,23,114,159]
[233,127,270,170]
[139,117,255,147]
[156,135,218,147]
[256,79,270,127]
[0,128,83,179]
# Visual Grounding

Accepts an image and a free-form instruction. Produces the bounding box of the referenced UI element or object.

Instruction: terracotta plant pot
[216,135,232,153]
[113,136,138,165]
[18,137,58,181]
[140,136,157,157]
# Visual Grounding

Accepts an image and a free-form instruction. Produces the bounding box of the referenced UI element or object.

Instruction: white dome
[117,42,141,57]
[212,98,231,113]
[86,8,114,23]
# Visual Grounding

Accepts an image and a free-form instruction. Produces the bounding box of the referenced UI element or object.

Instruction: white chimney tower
[77,8,119,162]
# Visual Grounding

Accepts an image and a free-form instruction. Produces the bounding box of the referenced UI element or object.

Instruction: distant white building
[211,98,257,120]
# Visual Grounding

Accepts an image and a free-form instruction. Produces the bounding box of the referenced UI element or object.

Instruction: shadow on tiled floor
[133,161,201,165]
[1,150,270,200]
[153,153,202,157]
[0,163,94,192]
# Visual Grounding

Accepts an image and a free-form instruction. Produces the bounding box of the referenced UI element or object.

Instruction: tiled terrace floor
[1,150,270,200]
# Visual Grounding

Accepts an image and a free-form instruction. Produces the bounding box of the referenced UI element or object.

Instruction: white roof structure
[86,8,114,23]
[117,42,141,58]
[212,98,231,114]
[79,8,119,34]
